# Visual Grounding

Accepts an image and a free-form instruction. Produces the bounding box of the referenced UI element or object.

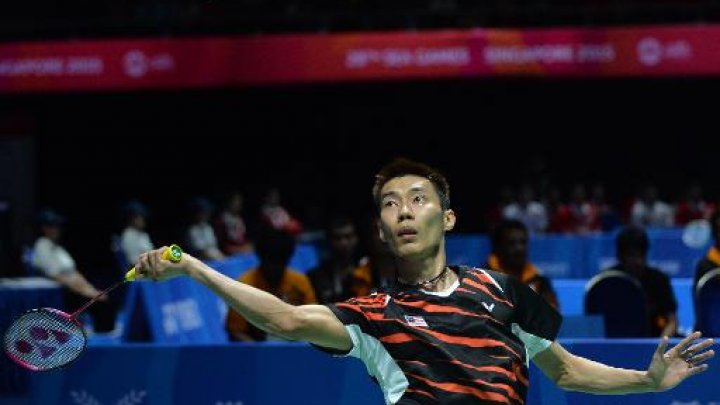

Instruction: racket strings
[4,309,86,371]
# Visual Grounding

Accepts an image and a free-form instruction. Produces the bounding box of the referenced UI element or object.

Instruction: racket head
[3,308,86,371]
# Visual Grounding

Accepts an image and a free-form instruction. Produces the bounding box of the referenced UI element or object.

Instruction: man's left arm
[533,332,714,394]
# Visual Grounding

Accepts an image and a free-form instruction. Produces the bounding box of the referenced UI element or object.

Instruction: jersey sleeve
[507,276,563,359]
[314,295,386,356]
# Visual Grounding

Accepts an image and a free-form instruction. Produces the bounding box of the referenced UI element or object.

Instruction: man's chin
[395,244,427,260]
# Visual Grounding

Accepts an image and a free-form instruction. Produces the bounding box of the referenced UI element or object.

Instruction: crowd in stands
[22,178,720,339]
[488,183,716,234]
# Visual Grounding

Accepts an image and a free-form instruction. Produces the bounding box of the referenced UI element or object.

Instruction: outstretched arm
[136,247,352,351]
[533,333,714,394]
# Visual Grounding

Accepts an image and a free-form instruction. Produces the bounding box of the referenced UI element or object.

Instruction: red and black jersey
[318,266,562,405]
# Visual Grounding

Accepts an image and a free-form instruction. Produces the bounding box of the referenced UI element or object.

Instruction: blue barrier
[444,229,710,279]
[15,340,719,405]
[554,278,696,335]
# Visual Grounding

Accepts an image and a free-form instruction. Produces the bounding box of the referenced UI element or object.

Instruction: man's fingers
[656,336,669,356]
[688,350,715,365]
[686,339,715,355]
[148,249,160,271]
[670,332,702,356]
[139,252,157,281]
[688,364,709,376]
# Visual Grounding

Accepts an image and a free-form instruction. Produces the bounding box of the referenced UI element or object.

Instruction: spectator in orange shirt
[225,229,316,341]
[485,219,559,310]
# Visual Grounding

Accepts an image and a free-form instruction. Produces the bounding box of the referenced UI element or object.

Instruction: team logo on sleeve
[404,315,428,327]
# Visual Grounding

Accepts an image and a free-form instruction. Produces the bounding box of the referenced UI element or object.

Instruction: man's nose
[398,201,414,221]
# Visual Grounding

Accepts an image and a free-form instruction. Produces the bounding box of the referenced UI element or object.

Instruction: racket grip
[125,244,184,281]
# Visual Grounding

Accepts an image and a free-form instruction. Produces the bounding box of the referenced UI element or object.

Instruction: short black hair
[490,219,527,253]
[255,228,296,264]
[372,158,450,211]
[616,226,649,256]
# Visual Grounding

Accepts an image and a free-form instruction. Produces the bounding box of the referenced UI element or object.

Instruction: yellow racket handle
[124,244,183,281]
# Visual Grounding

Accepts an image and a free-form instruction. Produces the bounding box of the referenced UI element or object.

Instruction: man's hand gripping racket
[3,245,184,371]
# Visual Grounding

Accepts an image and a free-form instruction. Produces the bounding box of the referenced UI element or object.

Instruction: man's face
[42,225,61,241]
[131,214,146,230]
[619,249,647,275]
[329,224,358,259]
[378,175,454,260]
[498,228,528,271]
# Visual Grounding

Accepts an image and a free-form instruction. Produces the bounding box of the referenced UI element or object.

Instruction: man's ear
[444,209,456,231]
[377,219,386,243]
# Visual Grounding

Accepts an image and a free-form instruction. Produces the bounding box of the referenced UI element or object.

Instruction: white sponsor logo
[123,50,148,78]
[0,57,103,77]
[70,389,146,405]
[345,47,470,69]
[161,299,203,335]
[483,43,616,66]
[123,50,175,78]
[637,37,693,67]
[637,37,663,66]
[481,302,495,312]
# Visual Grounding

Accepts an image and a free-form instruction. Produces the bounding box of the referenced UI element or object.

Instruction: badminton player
[136,158,714,404]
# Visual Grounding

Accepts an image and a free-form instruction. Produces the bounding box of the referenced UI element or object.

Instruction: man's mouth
[397,227,418,239]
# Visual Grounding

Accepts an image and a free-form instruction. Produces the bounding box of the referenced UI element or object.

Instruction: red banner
[1,25,720,92]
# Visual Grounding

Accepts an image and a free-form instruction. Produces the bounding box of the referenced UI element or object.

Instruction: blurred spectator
[225,229,316,341]
[591,184,621,231]
[186,197,224,260]
[31,209,116,333]
[214,191,251,255]
[675,184,716,226]
[120,200,153,265]
[546,187,574,233]
[568,184,600,233]
[307,217,372,303]
[694,210,720,295]
[486,186,515,227]
[631,185,674,227]
[485,219,559,309]
[358,215,397,290]
[260,187,303,236]
[603,226,678,337]
[502,184,548,233]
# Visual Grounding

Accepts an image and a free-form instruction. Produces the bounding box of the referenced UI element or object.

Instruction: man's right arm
[185,256,352,351]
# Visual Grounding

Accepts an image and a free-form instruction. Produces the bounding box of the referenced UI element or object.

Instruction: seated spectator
[568,184,600,233]
[186,197,224,260]
[485,219,559,309]
[545,187,574,233]
[591,183,621,231]
[259,187,303,236]
[214,191,252,255]
[120,200,153,265]
[694,210,720,294]
[307,217,372,304]
[486,186,515,228]
[31,209,116,333]
[225,229,316,341]
[603,226,678,337]
[631,185,674,227]
[502,184,548,233]
[675,184,716,226]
